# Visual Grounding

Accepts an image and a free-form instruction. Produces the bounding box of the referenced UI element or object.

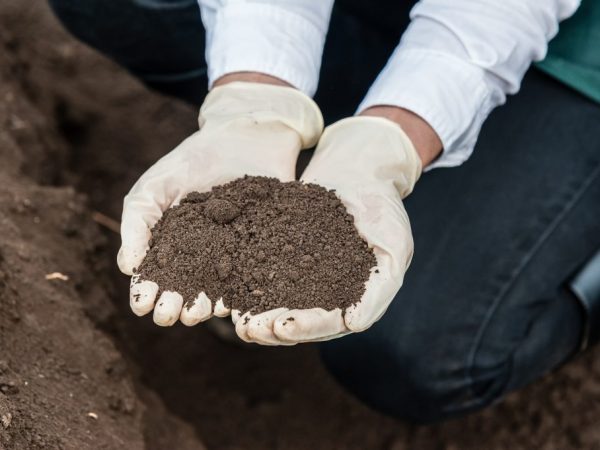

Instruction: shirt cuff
[357,47,502,170]
[205,3,326,96]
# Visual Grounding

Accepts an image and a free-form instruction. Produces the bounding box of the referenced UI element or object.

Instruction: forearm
[358,0,581,170]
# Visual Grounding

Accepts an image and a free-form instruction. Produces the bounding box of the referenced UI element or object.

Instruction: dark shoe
[569,248,600,350]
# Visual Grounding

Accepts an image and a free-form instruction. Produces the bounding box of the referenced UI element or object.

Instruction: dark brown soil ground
[1,2,600,449]
[139,177,375,314]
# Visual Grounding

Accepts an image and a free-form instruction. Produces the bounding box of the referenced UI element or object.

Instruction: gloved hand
[235,117,422,344]
[117,82,323,327]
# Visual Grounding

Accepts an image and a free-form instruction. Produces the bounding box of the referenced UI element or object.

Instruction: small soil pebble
[137,176,376,315]
[203,198,240,224]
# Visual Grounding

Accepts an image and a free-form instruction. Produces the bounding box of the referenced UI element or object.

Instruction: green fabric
[536,0,600,104]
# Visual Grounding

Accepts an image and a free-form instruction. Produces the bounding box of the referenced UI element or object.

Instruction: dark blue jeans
[50,0,600,423]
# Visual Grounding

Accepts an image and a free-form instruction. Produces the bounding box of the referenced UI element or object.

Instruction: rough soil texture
[0,3,204,449]
[139,177,375,314]
[2,2,600,449]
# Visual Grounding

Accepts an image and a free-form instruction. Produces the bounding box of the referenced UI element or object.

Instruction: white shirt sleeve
[357,0,581,170]
[197,0,333,96]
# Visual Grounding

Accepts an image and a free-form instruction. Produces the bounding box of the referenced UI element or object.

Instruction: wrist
[201,80,323,149]
[213,72,292,89]
[359,106,442,167]
[306,116,422,198]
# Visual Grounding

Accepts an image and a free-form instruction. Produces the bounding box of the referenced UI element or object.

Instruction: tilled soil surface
[0,4,205,449]
[1,2,600,449]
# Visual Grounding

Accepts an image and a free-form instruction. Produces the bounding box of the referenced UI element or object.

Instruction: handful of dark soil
[138,176,376,315]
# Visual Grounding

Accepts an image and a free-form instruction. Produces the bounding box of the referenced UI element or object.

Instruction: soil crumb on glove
[137,176,376,315]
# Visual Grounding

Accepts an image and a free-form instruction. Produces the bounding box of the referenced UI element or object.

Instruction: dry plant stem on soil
[92,211,120,234]
[137,176,376,316]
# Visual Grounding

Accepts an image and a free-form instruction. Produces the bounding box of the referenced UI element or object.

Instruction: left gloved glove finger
[242,308,295,346]
[129,277,159,316]
[153,291,184,327]
[118,218,152,276]
[233,310,251,342]
[213,298,231,317]
[180,292,213,326]
[272,308,348,343]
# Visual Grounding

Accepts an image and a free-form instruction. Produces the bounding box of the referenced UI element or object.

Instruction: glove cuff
[199,82,324,148]
[316,116,422,197]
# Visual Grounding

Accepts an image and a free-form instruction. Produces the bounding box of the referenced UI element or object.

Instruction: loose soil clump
[138,176,376,314]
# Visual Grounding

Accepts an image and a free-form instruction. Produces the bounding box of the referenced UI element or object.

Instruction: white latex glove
[117,82,323,327]
[235,117,421,345]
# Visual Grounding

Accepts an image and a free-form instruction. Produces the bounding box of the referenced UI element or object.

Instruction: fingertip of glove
[117,245,146,276]
[343,302,375,333]
[343,298,390,333]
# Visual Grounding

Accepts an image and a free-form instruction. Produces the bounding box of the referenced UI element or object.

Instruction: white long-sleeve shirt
[198,0,580,169]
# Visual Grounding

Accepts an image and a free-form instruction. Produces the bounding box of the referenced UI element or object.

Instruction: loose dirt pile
[138,176,375,314]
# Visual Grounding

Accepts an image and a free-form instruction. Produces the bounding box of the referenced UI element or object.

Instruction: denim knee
[320,328,510,423]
